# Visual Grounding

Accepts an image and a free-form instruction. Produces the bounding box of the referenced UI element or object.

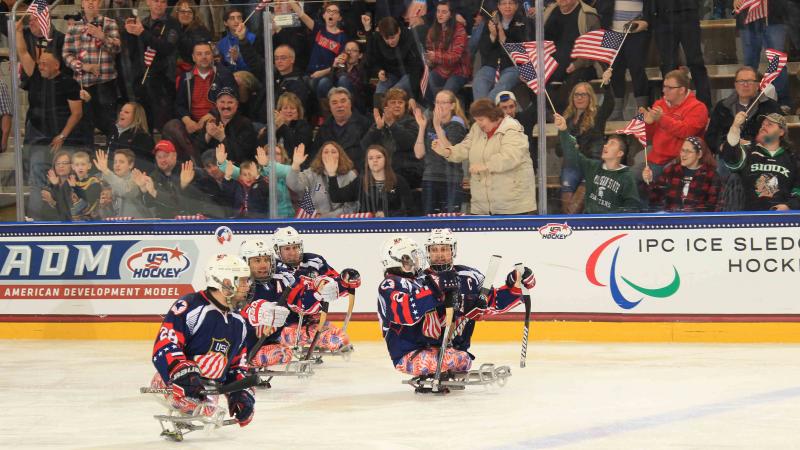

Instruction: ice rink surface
[2,340,800,449]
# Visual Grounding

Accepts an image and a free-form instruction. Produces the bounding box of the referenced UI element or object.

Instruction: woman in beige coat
[433,99,536,215]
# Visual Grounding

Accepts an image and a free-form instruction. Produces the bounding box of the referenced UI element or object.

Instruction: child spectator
[222,159,270,218]
[70,150,102,220]
[93,148,153,218]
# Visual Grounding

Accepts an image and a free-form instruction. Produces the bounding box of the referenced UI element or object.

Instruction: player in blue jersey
[237,239,295,367]
[424,228,534,356]
[272,226,359,352]
[150,254,262,427]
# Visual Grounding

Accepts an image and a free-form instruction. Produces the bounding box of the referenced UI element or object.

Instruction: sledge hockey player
[424,228,535,355]
[237,239,295,367]
[377,236,473,375]
[148,254,283,428]
[273,226,359,353]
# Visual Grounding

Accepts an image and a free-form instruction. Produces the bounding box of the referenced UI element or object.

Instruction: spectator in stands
[639,70,709,185]
[644,0,712,109]
[221,159,270,218]
[555,68,614,214]
[414,90,469,215]
[287,142,359,217]
[544,0,602,108]
[234,70,265,127]
[425,1,472,102]
[124,0,180,132]
[173,0,213,79]
[217,7,255,72]
[721,112,800,211]
[643,136,720,212]
[593,0,651,120]
[312,87,371,170]
[217,143,294,218]
[69,150,102,220]
[201,87,258,164]
[134,139,203,218]
[556,113,641,213]
[271,44,313,116]
[735,0,792,113]
[62,0,121,143]
[167,41,236,158]
[93,149,153,218]
[267,93,313,160]
[472,0,526,101]
[17,22,83,220]
[363,16,424,100]
[330,41,369,113]
[435,99,537,215]
[0,79,10,153]
[94,182,119,220]
[288,0,348,100]
[786,2,800,90]
[20,11,68,82]
[107,102,156,173]
[361,88,421,193]
[41,151,74,221]
[706,66,780,156]
[193,148,233,218]
[495,90,538,167]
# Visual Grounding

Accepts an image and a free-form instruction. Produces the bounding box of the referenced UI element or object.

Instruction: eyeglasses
[679,148,698,154]
[735,80,758,85]
[663,85,682,90]
[573,92,590,98]
[325,8,340,14]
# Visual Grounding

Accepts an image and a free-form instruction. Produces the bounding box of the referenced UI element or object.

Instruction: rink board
[1,213,800,342]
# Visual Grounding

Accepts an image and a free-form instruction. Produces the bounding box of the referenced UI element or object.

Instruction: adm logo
[586,234,680,309]
[126,246,190,279]
[538,223,573,240]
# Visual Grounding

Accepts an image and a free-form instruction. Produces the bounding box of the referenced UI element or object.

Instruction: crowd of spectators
[2,0,800,221]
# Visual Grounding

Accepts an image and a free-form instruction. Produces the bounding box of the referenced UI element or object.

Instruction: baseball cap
[495,91,516,105]
[215,86,239,101]
[153,139,176,154]
[759,113,787,131]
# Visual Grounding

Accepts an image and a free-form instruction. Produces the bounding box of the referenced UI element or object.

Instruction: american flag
[295,189,317,219]
[254,0,269,12]
[143,46,157,67]
[735,0,767,24]
[760,48,787,91]
[517,53,558,95]
[570,29,625,65]
[615,112,647,146]
[503,41,556,66]
[27,0,51,42]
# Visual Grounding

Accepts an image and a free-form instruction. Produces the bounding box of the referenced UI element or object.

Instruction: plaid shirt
[425,21,471,79]
[649,162,721,212]
[63,15,121,87]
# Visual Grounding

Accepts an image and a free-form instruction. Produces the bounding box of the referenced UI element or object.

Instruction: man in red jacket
[639,69,709,185]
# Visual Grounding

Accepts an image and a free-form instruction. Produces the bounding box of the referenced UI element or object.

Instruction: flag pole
[499,43,557,115]
[141,24,166,85]
[744,89,766,116]
[600,24,631,87]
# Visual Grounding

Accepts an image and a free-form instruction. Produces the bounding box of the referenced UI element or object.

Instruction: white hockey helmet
[239,239,275,280]
[205,254,251,305]
[381,236,426,274]
[426,228,457,271]
[273,226,303,261]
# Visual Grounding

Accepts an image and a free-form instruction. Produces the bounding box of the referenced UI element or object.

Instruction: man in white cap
[495,90,537,167]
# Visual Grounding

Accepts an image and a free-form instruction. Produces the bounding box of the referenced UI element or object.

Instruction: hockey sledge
[250,359,316,389]
[403,363,512,394]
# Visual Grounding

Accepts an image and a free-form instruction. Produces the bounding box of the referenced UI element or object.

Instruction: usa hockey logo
[214,226,233,245]
[126,246,191,279]
[538,223,573,240]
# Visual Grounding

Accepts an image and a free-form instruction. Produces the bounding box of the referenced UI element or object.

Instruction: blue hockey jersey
[275,252,349,324]
[152,290,249,384]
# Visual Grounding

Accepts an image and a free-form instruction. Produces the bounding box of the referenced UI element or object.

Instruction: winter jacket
[425,21,471,79]
[360,114,421,185]
[201,112,258,165]
[106,126,155,172]
[364,27,424,99]
[142,167,204,218]
[327,173,414,217]
[273,120,313,157]
[223,176,270,218]
[706,92,780,154]
[312,112,372,170]
[101,170,154,218]
[647,162,720,212]
[218,160,295,218]
[556,83,614,160]
[478,14,527,72]
[285,169,359,217]
[644,93,709,166]
[446,116,537,215]
[559,130,640,213]
[174,64,237,121]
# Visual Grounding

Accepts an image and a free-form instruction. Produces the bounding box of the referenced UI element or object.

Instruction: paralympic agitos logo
[586,234,680,309]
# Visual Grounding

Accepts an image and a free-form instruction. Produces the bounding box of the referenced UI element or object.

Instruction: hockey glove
[424,273,444,299]
[506,267,536,289]
[315,275,340,303]
[438,270,460,294]
[245,299,291,330]
[227,389,255,427]
[170,361,206,402]
[340,268,361,293]
[462,294,488,320]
